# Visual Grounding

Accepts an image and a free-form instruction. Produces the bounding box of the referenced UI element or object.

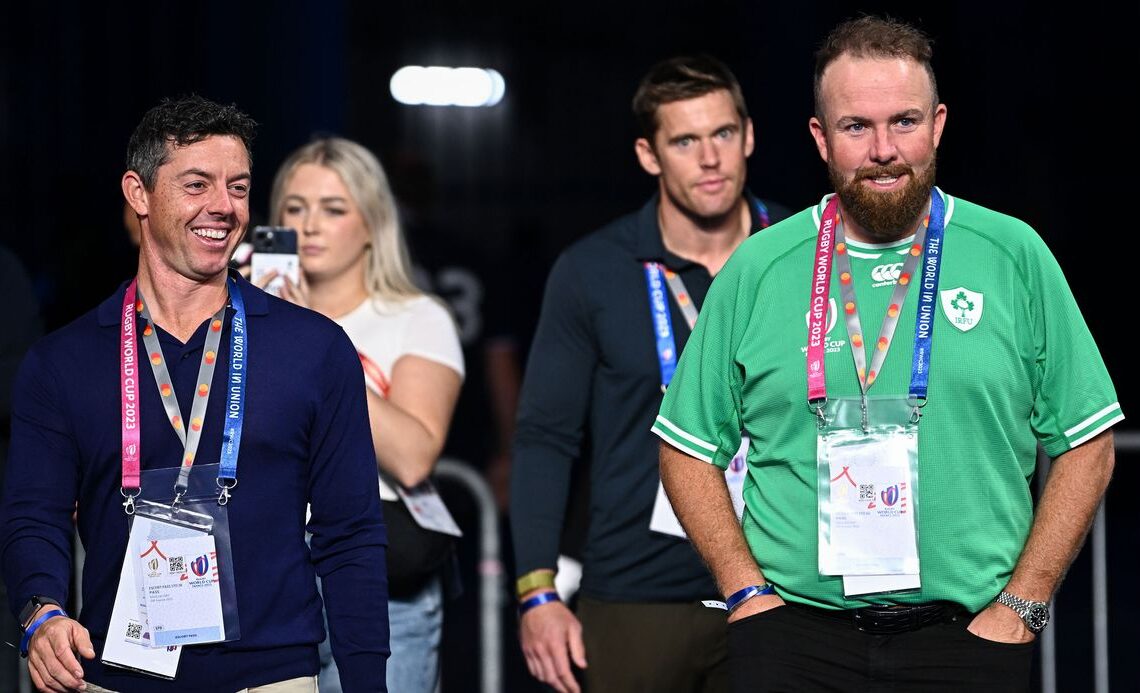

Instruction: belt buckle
[853,608,897,634]
[854,605,940,634]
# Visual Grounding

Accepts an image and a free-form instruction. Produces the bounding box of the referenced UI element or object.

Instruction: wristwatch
[994,591,1050,633]
[18,596,61,631]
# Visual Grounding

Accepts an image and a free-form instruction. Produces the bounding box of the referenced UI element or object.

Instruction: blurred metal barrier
[1039,430,1137,693]
[1035,448,1057,693]
[435,458,504,693]
[1099,431,1140,693]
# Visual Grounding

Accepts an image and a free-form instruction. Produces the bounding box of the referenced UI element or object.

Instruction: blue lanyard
[909,191,946,401]
[644,263,678,388]
[218,276,247,499]
[646,198,765,389]
[752,198,770,229]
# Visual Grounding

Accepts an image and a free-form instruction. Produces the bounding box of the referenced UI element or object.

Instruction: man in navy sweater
[1,96,389,692]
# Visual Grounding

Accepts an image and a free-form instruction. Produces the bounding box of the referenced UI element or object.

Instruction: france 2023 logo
[191,554,210,577]
[729,454,746,473]
[880,484,900,507]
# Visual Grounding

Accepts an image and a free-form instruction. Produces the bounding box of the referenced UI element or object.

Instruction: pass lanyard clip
[909,396,927,425]
[809,400,827,428]
[121,488,138,516]
[217,478,238,506]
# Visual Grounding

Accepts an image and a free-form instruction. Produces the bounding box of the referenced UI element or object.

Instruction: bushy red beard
[830,158,937,242]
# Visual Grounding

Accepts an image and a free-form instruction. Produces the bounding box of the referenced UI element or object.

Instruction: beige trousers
[86,675,318,693]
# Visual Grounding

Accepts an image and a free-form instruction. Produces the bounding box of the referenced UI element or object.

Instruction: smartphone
[250,226,299,296]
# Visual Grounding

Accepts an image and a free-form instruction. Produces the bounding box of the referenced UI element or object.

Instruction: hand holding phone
[250,226,299,296]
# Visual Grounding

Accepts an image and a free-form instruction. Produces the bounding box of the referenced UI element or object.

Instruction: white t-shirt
[336,295,465,384]
[335,295,465,499]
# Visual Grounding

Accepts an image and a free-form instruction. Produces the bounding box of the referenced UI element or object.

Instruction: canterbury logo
[871,262,903,283]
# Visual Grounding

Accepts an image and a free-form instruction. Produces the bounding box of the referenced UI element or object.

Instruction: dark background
[2,1,1136,690]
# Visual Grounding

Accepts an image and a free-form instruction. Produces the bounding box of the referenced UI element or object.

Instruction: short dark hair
[632,55,748,141]
[126,95,257,190]
[814,16,939,120]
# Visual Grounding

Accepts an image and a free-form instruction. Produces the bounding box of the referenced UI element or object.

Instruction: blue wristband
[20,608,67,658]
[518,591,561,616]
[725,583,774,613]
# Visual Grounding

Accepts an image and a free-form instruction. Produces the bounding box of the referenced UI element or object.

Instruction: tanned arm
[969,430,1115,642]
[659,442,784,621]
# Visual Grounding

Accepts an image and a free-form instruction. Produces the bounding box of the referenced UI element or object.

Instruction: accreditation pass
[141,535,225,647]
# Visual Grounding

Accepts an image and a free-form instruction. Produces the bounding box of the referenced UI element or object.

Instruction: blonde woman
[263,137,463,693]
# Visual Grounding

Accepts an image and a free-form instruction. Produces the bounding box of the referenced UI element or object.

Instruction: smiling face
[278,163,371,285]
[809,54,946,242]
[635,89,754,224]
[125,135,251,285]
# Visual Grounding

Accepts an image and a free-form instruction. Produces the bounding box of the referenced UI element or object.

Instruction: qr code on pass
[126,621,142,639]
[168,556,185,573]
[858,484,874,501]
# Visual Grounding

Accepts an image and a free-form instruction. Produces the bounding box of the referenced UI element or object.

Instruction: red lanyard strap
[358,350,391,399]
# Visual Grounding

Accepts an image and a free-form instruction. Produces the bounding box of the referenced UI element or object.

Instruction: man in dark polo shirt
[509,55,788,692]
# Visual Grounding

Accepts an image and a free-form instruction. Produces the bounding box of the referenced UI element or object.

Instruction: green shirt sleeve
[1026,232,1123,456]
[653,251,750,469]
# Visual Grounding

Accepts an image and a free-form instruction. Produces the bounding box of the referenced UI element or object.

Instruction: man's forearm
[659,442,764,596]
[509,446,575,576]
[1006,431,1115,600]
[321,549,390,686]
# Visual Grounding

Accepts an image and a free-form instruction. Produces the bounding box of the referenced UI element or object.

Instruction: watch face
[18,601,36,624]
[1025,603,1050,632]
[19,596,54,628]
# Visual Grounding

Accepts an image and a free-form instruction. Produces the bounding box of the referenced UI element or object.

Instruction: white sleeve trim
[653,415,717,451]
[651,426,715,463]
[1069,413,1126,449]
[1065,404,1122,437]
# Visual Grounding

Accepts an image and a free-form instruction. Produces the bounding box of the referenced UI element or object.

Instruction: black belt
[794,602,964,635]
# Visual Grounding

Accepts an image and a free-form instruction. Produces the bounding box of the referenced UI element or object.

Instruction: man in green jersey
[653,16,1121,692]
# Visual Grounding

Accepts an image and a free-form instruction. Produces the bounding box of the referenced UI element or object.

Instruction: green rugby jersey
[653,190,1122,611]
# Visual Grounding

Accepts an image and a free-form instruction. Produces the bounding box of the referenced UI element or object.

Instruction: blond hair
[269,137,422,302]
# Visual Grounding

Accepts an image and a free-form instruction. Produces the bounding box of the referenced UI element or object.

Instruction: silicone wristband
[725,583,775,613]
[19,608,67,658]
[518,590,561,616]
[516,570,557,598]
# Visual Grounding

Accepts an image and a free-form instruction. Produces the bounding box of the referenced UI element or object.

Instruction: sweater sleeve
[509,252,596,577]
[1,346,80,617]
[306,329,390,691]
[0,247,43,421]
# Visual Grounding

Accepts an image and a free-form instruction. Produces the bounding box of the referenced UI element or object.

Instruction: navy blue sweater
[1,277,389,692]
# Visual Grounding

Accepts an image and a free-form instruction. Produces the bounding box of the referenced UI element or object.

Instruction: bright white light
[390,66,506,107]
[390,66,425,104]
[485,69,505,106]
